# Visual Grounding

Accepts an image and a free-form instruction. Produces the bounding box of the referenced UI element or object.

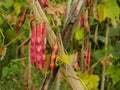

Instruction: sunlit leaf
[97,4,107,22]
[105,0,120,21]
[14,3,21,15]
[78,73,100,90]
[56,55,70,64]
[75,28,84,40]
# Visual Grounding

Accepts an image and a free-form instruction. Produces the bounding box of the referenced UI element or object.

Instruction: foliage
[0,0,120,90]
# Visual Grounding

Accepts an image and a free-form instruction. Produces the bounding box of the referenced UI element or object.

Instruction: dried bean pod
[79,14,83,28]
[16,8,26,34]
[83,10,90,32]
[38,0,47,8]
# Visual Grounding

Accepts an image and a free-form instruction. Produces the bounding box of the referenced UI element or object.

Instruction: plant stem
[11,57,28,62]
[28,44,32,90]
[0,29,5,45]
[5,32,24,47]
[56,70,61,90]
[101,25,109,90]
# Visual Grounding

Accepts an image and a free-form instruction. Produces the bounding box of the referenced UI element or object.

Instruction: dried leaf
[100,54,113,67]
[84,44,91,69]
[0,46,7,60]
[111,20,117,29]
[2,14,16,25]
[83,10,90,32]
[44,2,65,26]
[92,0,98,20]
[94,25,99,47]
[72,51,80,71]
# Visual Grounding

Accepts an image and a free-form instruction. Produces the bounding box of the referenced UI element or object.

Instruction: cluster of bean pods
[30,21,46,69]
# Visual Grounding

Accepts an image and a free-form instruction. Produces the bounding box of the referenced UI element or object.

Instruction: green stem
[11,57,28,62]
[0,29,5,45]
[5,32,24,47]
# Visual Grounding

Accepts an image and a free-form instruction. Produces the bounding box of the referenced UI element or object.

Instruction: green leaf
[106,65,120,85]
[105,0,120,21]
[10,64,20,73]
[116,82,120,90]
[4,0,14,8]
[111,74,120,85]
[113,69,120,85]
[75,28,84,40]
[92,49,104,60]
[98,35,106,43]
[2,67,10,78]
[0,1,2,7]
[69,54,74,63]
[5,29,16,43]
[105,65,115,75]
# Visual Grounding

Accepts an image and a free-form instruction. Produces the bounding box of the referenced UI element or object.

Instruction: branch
[28,0,87,90]
[62,0,87,49]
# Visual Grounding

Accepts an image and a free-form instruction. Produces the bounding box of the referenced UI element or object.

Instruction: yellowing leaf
[56,55,70,65]
[78,73,100,90]
[2,14,16,25]
[44,2,65,26]
[14,3,21,15]
[111,20,118,29]
[100,54,113,67]
[97,4,107,22]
